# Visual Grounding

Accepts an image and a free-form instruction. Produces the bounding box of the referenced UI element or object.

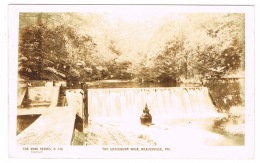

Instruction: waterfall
[88,87,218,120]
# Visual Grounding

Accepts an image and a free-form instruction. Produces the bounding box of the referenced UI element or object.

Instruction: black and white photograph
[8,5,255,159]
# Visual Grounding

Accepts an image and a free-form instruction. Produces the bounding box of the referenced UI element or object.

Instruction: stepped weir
[17,80,222,146]
[87,87,218,120]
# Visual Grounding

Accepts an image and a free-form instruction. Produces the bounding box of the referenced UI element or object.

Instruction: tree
[18,12,245,83]
[18,13,98,82]
[182,13,244,79]
[152,35,186,83]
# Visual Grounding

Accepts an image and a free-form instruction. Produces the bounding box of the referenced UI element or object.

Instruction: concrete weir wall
[18,81,85,120]
[17,87,27,107]
[17,82,86,145]
[26,86,60,107]
[66,89,84,119]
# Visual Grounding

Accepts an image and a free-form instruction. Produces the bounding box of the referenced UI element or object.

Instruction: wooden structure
[16,106,77,145]
[17,84,86,146]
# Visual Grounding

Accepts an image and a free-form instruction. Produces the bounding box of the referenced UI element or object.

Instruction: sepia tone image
[13,5,252,157]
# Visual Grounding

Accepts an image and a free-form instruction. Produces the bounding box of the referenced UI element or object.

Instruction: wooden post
[82,83,88,128]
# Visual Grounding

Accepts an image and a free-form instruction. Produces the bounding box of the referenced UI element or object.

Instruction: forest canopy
[18,12,245,84]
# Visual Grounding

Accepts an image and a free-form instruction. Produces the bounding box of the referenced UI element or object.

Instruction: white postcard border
[8,4,255,159]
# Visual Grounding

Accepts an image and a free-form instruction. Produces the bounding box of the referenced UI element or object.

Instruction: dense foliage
[18,13,244,84]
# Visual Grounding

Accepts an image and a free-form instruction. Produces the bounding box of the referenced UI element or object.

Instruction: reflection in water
[85,80,200,89]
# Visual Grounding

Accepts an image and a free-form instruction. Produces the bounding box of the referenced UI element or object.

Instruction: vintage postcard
[8,5,255,159]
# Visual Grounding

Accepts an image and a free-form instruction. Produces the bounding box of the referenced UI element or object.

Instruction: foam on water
[88,87,220,121]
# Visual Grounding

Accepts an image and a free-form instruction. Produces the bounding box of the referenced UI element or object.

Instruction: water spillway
[88,87,218,120]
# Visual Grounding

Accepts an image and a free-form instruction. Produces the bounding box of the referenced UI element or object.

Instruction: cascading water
[88,87,219,121]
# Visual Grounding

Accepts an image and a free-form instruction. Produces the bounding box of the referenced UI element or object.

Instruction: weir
[88,87,218,120]
[17,80,86,145]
